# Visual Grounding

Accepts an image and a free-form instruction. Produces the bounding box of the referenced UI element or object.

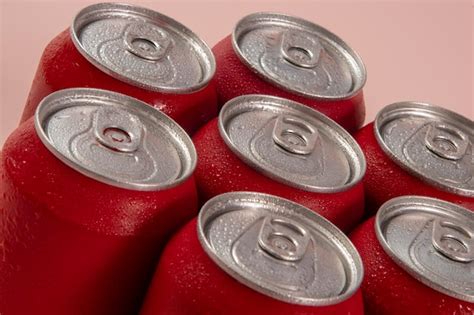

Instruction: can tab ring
[258,216,310,262]
[432,219,474,263]
[272,115,318,155]
[280,31,322,69]
[124,22,171,61]
[424,122,469,161]
[94,107,142,153]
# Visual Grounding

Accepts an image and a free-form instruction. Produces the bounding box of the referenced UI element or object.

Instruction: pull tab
[258,216,310,262]
[94,107,142,153]
[272,115,318,155]
[432,219,474,263]
[424,122,469,161]
[280,31,322,68]
[124,22,171,61]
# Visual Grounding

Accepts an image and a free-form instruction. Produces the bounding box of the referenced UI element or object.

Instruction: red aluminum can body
[212,13,367,133]
[0,90,199,315]
[140,192,365,315]
[21,3,217,135]
[350,197,474,314]
[355,102,474,215]
[193,95,366,232]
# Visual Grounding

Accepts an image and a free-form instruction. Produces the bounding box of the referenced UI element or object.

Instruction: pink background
[0,0,472,146]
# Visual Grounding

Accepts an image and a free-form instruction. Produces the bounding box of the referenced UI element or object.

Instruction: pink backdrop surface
[0,0,472,146]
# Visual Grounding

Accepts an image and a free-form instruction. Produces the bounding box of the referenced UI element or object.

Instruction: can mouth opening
[198,191,364,306]
[232,12,367,100]
[34,88,197,191]
[71,2,216,94]
[218,94,366,193]
[374,101,474,197]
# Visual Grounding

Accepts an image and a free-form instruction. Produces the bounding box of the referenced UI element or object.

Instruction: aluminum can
[351,196,474,314]
[212,12,367,133]
[140,192,365,315]
[193,94,366,232]
[355,101,474,214]
[21,3,217,134]
[0,88,198,315]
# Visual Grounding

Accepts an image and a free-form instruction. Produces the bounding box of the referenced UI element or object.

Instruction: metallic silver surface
[232,12,366,100]
[219,95,366,192]
[35,88,196,190]
[375,196,474,302]
[71,3,215,93]
[198,191,363,305]
[375,102,474,197]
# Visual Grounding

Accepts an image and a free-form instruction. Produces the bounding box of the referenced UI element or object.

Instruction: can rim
[231,12,367,101]
[34,88,197,191]
[374,101,474,197]
[197,191,364,306]
[71,2,216,94]
[375,195,474,302]
[218,94,366,193]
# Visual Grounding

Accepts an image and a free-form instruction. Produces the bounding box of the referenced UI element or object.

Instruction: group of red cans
[0,3,472,315]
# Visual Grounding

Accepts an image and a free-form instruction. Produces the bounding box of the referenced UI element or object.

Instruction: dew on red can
[351,196,474,315]
[193,94,366,232]
[21,3,217,134]
[0,88,198,315]
[355,101,474,214]
[212,12,367,133]
[140,192,365,315]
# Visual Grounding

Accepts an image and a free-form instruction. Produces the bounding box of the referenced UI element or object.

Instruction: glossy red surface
[0,119,198,315]
[140,218,365,315]
[193,119,365,232]
[20,29,218,135]
[355,122,474,215]
[212,35,365,134]
[351,217,474,315]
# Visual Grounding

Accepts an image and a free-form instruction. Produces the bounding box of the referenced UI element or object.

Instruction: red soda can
[351,196,474,314]
[355,102,474,215]
[212,12,367,133]
[140,192,365,315]
[0,88,198,315]
[193,94,366,232]
[21,3,217,134]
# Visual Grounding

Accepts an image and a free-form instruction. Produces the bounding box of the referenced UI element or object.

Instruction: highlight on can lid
[198,191,364,306]
[34,88,196,191]
[219,94,366,192]
[71,3,215,93]
[375,196,474,302]
[232,12,366,100]
[374,102,474,197]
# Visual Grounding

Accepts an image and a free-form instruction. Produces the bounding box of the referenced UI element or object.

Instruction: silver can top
[376,196,474,302]
[219,95,366,192]
[232,12,366,100]
[35,88,196,191]
[375,102,474,197]
[198,192,363,305]
[71,3,215,93]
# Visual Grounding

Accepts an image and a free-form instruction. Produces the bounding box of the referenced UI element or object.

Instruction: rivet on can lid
[232,12,366,100]
[218,95,366,193]
[34,88,196,191]
[71,3,215,93]
[374,102,474,197]
[375,196,474,302]
[198,192,364,306]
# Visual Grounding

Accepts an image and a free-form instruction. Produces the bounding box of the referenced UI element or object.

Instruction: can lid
[219,95,366,192]
[376,196,474,302]
[71,3,215,93]
[375,102,474,197]
[232,12,366,100]
[35,88,196,191]
[198,191,363,305]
